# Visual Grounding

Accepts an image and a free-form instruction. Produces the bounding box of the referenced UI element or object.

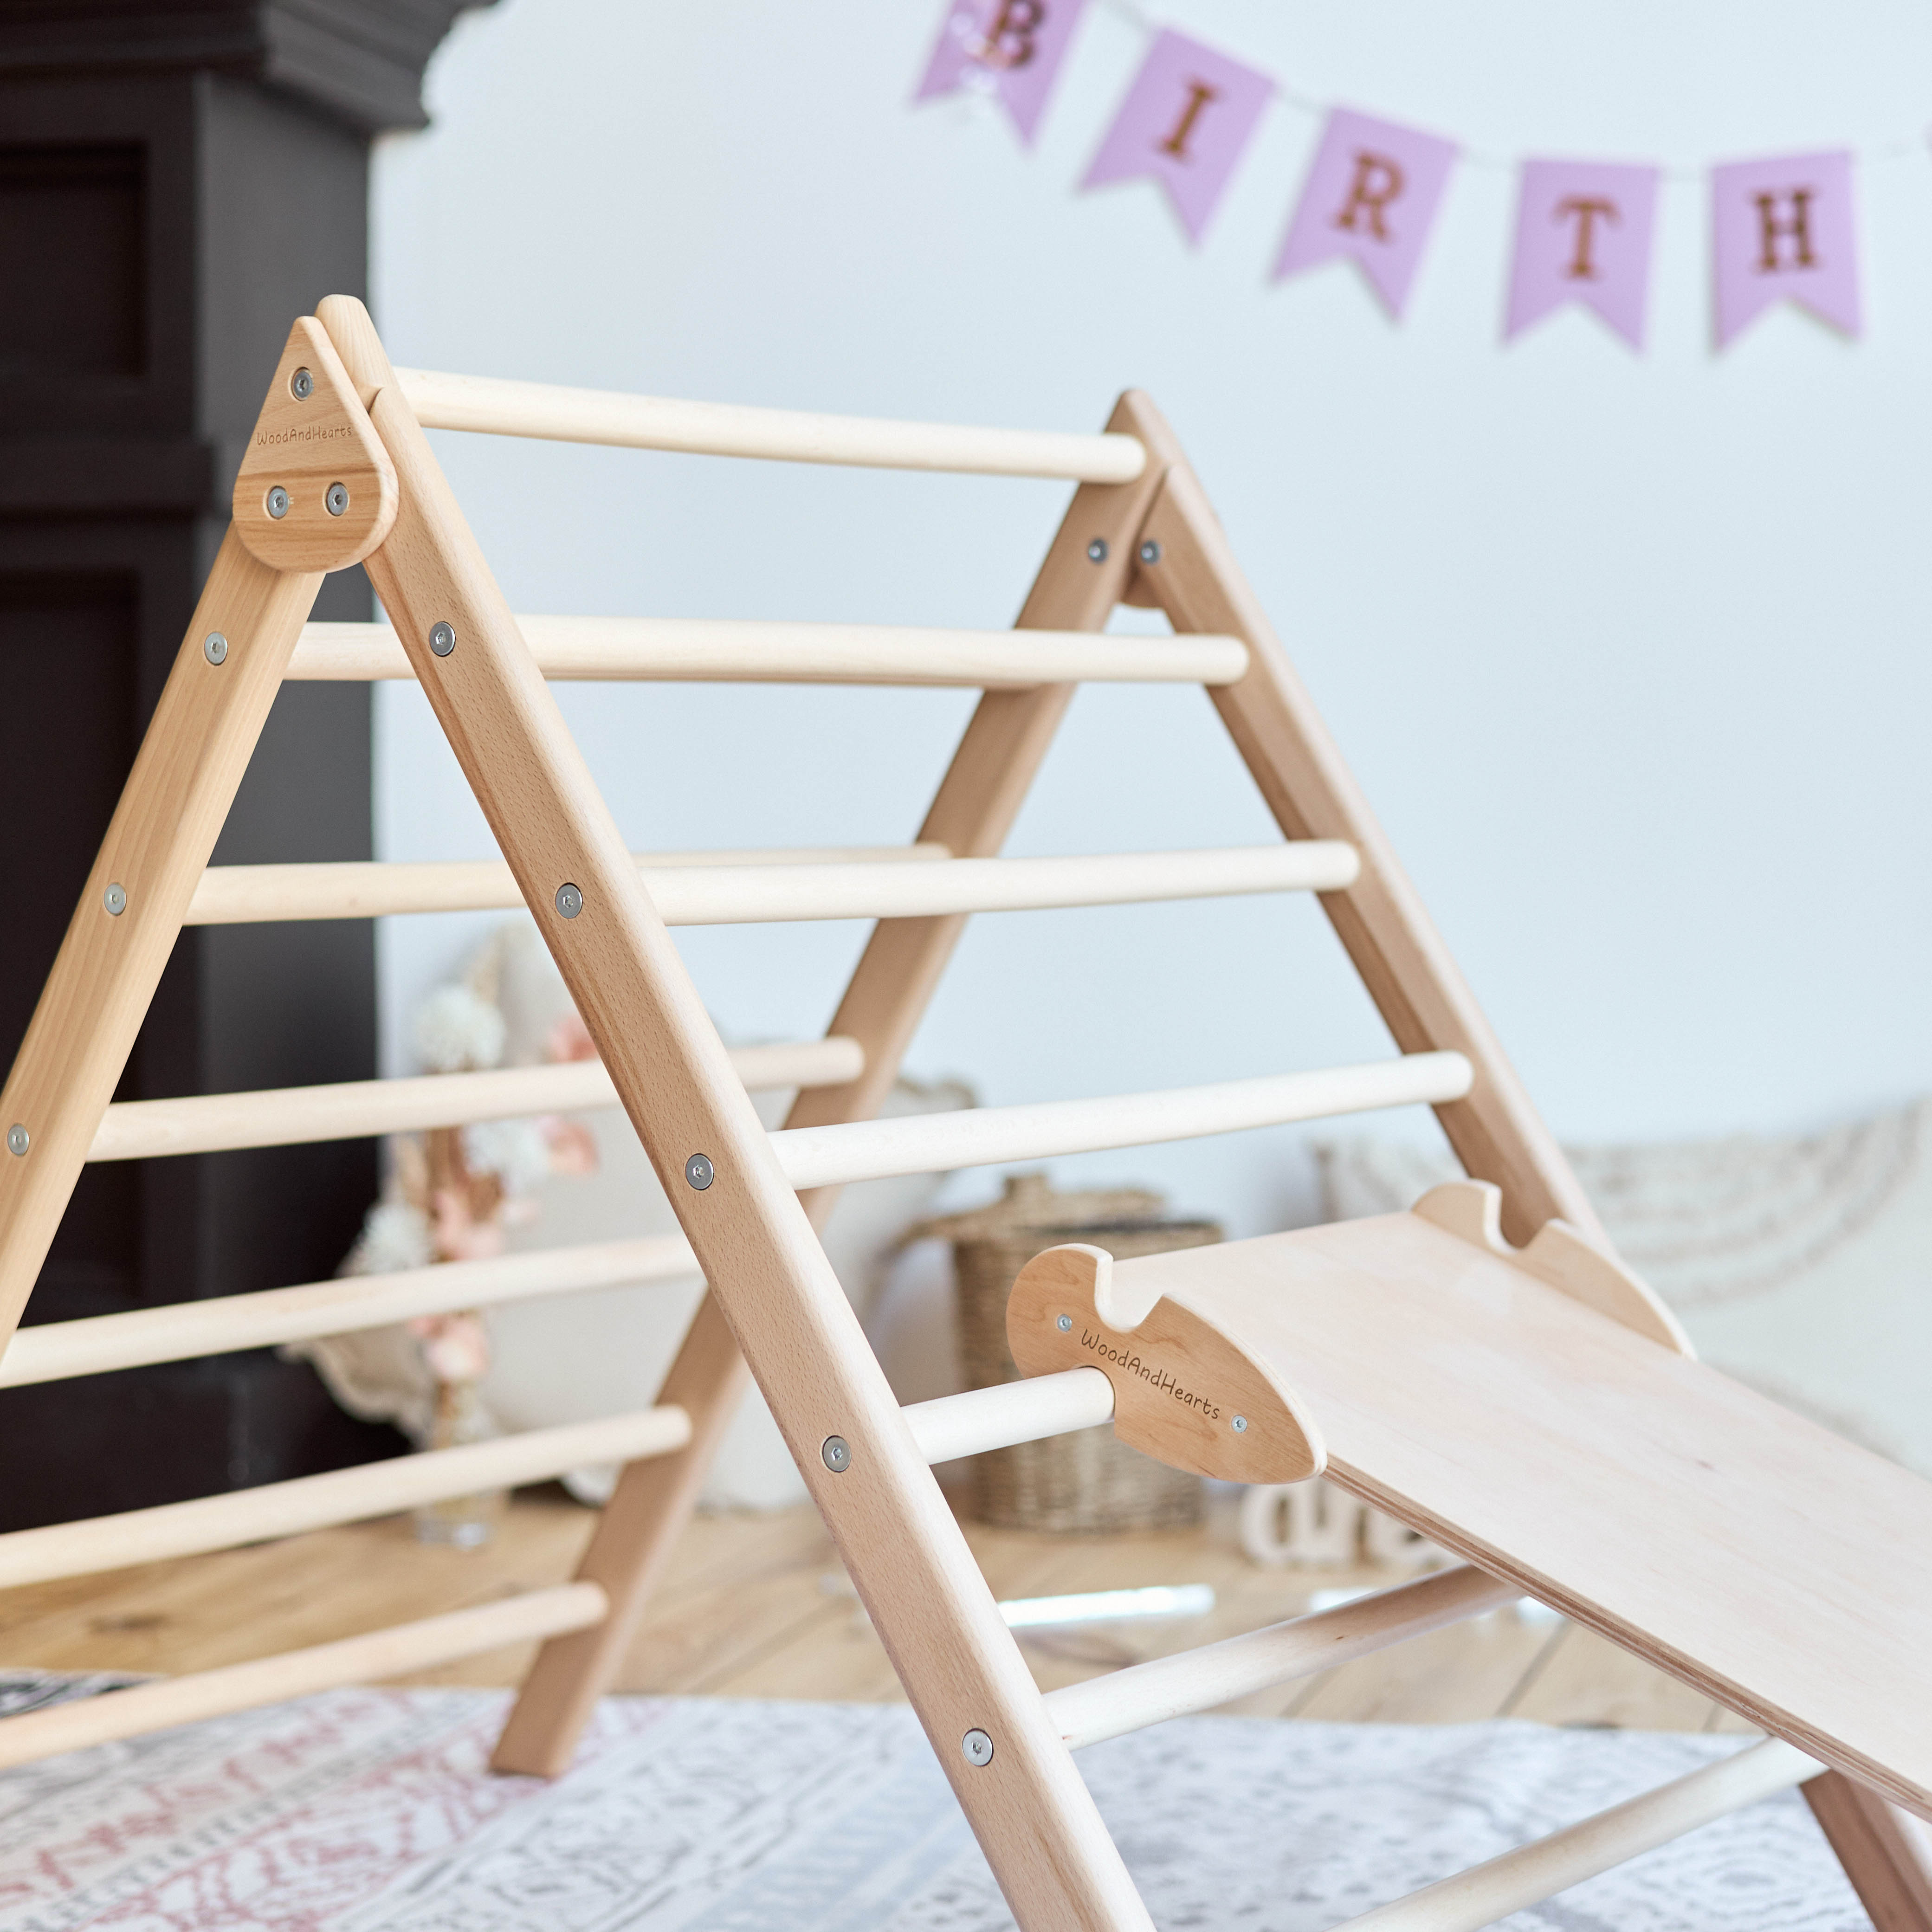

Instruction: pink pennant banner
[1711,150,1860,348]
[1273,108,1457,318]
[1506,159,1660,349]
[1080,30,1273,246]
[913,0,1089,146]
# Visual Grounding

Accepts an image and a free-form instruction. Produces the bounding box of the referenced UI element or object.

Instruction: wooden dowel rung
[88,1037,862,1163]
[903,1368,1114,1465]
[395,368,1148,483]
[1045,1565,1519,1751]
[0,1409,690,1590]
[1330,1737,1822,1932]
[0,1234,698,1388]
[773,1053,1474,1191]
[286,617,1247,687]
[0,1583,608,1772]
[186,844,1356,927]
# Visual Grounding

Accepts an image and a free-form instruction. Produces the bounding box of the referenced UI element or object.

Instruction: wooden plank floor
[0,1486,1749,1731]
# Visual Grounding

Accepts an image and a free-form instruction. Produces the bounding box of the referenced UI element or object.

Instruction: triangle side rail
[317,295,1157,1929]
[1121,395,1600,1250]
[288,618,1248,686]
[186,843,1359,925]
[394,365,1147,483]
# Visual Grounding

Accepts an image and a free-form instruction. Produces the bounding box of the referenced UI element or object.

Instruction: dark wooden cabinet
[0,4,480,1527]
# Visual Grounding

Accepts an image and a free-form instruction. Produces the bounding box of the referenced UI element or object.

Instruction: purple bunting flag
[1081,30,1273,246]
[1711,151,1860,348]
[913,0,1089,146]
[1506,159,1660,349]
[1273,108,1457,318]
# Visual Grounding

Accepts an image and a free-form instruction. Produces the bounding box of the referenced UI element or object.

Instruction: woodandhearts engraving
[1078,1328,1222,1420]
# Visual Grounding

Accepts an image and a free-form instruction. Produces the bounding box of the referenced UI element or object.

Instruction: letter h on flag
[1711,151,1860,348]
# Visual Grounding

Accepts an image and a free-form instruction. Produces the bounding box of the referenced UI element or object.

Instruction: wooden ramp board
[1083,1212,1932,1822]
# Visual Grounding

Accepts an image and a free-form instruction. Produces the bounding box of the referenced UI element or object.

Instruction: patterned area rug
[0,1675,1863,1931]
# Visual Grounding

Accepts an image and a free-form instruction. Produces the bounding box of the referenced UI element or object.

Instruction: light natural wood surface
[0,1410,688,1590]
[187,843,948,924]
[0,1235,698,1387]
[394,365,1148,482]
[184,842,1357,927]
[232,318,398,571]
[773,1055,1473,1191]
[903,1368,1116,1465]
[0,1492,1746,1734]
[323,295,1153,1931]
[87,1037,863,1162]
[0,532,321,1339]
[288,617,1247,686]
[1105,1211,1932,1818]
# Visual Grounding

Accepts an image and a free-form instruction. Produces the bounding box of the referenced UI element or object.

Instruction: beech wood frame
[0,300,1922,1932]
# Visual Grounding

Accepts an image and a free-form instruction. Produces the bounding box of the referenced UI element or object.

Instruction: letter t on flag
[912,0,1090,146]
[1081,30,1273,246]
[1506,159,1660,349]
[1711,151,1861,348]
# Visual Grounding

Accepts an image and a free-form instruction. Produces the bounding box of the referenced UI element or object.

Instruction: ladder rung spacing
[773,1054,1474,1190]
[1331,1738,1822,1932]
[88,1038,861,1163]
[0,1585,609,1773]
[287,618,1249,687]
[396,366,1148,482]
[0,1235,696,1388]
[1044,1565,1518,1751]
[187,843,1358,927]
[0,1408,689,1591]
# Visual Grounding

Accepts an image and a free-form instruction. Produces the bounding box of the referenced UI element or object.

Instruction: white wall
[368,0,1932,1237]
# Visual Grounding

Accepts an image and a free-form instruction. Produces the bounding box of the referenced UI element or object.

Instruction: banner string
[1088,0,1930,183]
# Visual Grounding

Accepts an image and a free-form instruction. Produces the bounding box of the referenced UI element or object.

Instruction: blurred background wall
[368,0,1932,1237]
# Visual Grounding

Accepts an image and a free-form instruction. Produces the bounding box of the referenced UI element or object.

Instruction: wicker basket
[924,1172,1221,1533]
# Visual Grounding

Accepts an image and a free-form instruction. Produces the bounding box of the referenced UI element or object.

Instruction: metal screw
[1086,538,1109,563]
[1056,1314,1073,1333]
[1232,1415,1248,1433]
[265,487,290,519]
[103,882,128,917]
[429,621,457,657]
[291,366,314,401]
[685,1153,714,1191]
[821,1435,851,1473]
[555,882,583,920]
[325,482,349,517]
[962,1729,994,1767]
[5,1125,27,1158]
[203,631,229,666]
[1138,539,1162,565]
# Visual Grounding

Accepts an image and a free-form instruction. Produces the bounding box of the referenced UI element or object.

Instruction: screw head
[290,366,314,401]
[1086,538,1109,563]
[1137,539,1162,565]
[684,1152,714,1191]
[325,482,349,517]
[102,882,127,917]
[1231,1415,1248,1434]
[1056,1313,1073,1333]
[6,1124,27,1157]
[429,621,457,658]
[962,1729,994,1767]
[265,487,290,519]
[821,1435,851,1473]
[203,631,229,666]
[555,882,583,920]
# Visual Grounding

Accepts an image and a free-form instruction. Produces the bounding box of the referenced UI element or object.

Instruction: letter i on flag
[1710,151,1860,348]
[1273,108,1457,319]
[1506,160,1660,349]
[913,0,1090,145]
[1081,30,1273,245]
